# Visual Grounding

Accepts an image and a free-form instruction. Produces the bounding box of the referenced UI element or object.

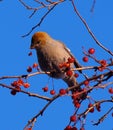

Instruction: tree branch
[24,94,60,129]
[71,0,113,56]
[93,107,113,125]
[0,83,51,101]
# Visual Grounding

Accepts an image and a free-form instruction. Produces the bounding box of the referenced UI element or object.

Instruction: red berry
[84,80,89,86]
[17,79,24,86]
[23,83,30,88]
[72,92,78,100]
[88,48,95,54]
[74,73,79,78]
[74,101,81,108]
[65,63,70,68]
[15,86,21,92]
[11,81,18,87]
[64,125,72,130]
[112,113,113,117]
[108,88,113,94]
[28,51,32,56]
[98,66,105,71]
[68,57,75,63]
[59,63,63,68]
[59,62,70,69]
[59,89,66,95]
[70,115,76,122]
[11,90,17,95]
[50,90,56,95]
[42,86,48,92]
[82,56,88,62]
[66,70,73,77]
[72,127,78,130]
[27,66,32,73]
[88,103,94,113]
[32,63,38,68]
[26,128,32,130]
[80,127,85,130]
[99,59,107,66]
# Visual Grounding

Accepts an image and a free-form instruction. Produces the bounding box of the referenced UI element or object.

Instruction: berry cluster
[82,48,95,62]
[42,86,67,96]
[11,78,30,95]
[88,102,101,113]
[42,86,56,95]
[59,56,75,77]
[27,63,39,73]
[98,59,107,71]
[27,48,112,130]
[72,88,87,108]
[82,48,108,72]
[64,88,88,130]
[64,125,84,130]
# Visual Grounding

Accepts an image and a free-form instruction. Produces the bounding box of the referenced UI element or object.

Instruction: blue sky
[0,1,113,130]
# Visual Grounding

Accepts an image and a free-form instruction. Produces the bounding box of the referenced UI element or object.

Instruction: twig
[68,70,113,92]
[78,99,113,118]
[93,107,113,125]
[24,94,60,129]
[97,82,113,89]
[0,83,51,101]
[0,71,50,80]
[19,0,37,10]
[71,0,113,56]
[19,0,65,37]
[90,0,96,12]
[0,63,113,80]
[22,4,56,37]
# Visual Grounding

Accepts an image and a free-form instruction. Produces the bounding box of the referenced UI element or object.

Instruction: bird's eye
[37,40,41,44]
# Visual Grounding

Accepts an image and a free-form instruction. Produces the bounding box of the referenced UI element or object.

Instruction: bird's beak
[30,43,35,49]
[30,46,34,49]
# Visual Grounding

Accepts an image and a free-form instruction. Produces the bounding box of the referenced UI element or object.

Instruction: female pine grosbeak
[30,32,81,90]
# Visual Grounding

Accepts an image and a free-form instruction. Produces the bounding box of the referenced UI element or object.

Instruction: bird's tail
[63,76,78,92]
[63,76,87,101]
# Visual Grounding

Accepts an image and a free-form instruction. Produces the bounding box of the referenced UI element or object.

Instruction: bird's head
[30,32,51,50]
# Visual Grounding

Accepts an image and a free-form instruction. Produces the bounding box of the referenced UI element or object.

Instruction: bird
[30,32,82,91]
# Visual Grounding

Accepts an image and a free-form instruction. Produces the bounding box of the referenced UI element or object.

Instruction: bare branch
[97,82,113,89]
[71,0,113,56]
[0,83,51,101]
[19,0,37,10]
[19,0,65,37]
[90,0,96,12]
[24,94,60,129]
[78,99,113,118]
[0,62,113,80]
[22,5,56,37]
[93,107,113,125]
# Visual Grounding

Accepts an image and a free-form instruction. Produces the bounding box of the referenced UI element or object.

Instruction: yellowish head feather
[32,32,50,40]
[31,32,51,49]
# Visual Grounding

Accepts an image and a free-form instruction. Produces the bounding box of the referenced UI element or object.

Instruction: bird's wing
[58,40,82,73]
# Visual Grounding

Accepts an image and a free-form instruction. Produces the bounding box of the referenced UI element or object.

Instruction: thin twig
[71,0,113,56]
[0,63,113,80]
[22,5,56,37]
[90,0,96,12]
[68,71,113,92]
[0,71,50,80]
[97,82,113,89]
[78,99,113,118]
[0,83,51,101]
[19,0,37,10]
[93,107,113,125]
[24,94,60,129]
